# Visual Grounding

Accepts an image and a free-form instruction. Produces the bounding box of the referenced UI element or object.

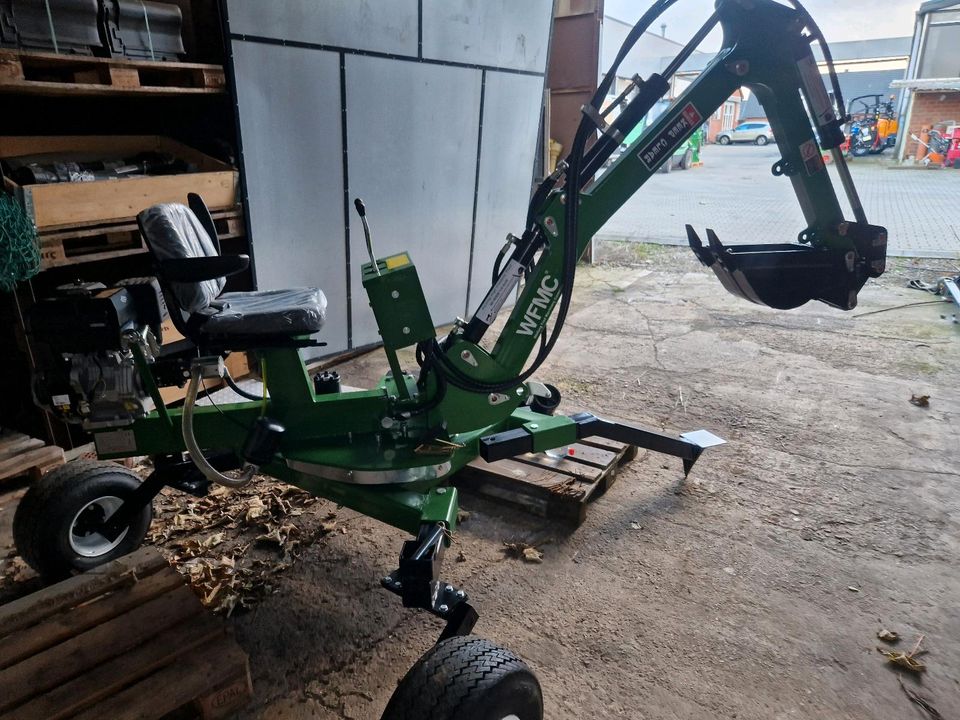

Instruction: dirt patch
[1,249,958,719]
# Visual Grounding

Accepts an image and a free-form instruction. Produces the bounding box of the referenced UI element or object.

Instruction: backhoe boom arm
[456,0,887,381]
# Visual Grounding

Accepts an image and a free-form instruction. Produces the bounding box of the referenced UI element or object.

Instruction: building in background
[738,37,911,123]
[892,0,960,161]
[548,6,717,154]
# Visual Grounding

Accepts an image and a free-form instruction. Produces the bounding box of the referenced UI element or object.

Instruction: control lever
[354,198,380,276]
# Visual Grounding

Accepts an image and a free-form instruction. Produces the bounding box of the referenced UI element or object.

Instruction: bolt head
[391,290,400,299]
[402,326,410,334]
[438,604,449,614]
[445,584,454,593]
[436,487,447,495]
[382,576,392,585]
[456,589,466,599]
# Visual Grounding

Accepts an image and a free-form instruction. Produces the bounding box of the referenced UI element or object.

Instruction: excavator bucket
[686,224,887,311]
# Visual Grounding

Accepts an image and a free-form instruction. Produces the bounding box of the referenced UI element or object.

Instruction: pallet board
[0,547,252,720]
[38,206,244,269]
[0,50,225,96]
[0,433,64,483]
[0,135,238,230]
[455,438,641,525]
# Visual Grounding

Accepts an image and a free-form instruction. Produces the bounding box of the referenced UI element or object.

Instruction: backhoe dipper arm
[457,0,887,381]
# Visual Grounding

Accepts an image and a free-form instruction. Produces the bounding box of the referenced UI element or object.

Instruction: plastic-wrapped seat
[137,194,326,346]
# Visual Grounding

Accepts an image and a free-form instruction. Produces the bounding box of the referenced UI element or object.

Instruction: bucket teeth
[686,225,712,266]
[706,228,724,254]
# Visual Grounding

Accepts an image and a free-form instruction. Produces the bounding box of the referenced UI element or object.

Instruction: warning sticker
[637,103,704,171]
[799,139,824,175]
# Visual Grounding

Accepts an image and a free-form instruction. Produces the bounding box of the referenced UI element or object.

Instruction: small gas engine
[29,278,168,428]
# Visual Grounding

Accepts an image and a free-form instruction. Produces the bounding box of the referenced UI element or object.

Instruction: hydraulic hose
[224,367,261,402]
[182,362,255,489]
[436,0,682,396]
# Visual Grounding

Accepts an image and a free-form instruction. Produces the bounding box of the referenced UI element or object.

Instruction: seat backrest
[138,203,225,313]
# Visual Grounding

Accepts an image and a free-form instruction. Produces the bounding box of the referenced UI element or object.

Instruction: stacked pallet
[38,206,244,270]
[456,439,640,525]
[0,50,225,97]
[0,433,63,484]
[0,547,252,720]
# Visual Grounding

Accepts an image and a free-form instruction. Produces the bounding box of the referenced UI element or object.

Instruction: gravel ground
[1,248,958,719]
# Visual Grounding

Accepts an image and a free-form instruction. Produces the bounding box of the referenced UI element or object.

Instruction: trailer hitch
[686,223,887,311]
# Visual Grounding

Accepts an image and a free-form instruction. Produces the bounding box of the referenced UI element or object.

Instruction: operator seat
[137,194,326,347]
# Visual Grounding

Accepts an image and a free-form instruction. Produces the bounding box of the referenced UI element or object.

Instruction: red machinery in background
[946,127,960,168]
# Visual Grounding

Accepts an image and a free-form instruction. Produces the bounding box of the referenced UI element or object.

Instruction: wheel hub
[69,495,128,557]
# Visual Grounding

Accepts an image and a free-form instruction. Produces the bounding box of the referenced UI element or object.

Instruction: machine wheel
[755,135,769,146]
[13,460,152,581]
[680,148,694,169]
[381,636,543,720]
[658,157,673,173]
[718,135,731,145]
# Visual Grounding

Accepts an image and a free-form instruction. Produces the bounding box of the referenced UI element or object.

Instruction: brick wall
[905,91,960,159]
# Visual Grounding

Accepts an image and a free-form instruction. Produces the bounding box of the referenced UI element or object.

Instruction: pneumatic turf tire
[13,460,152,582]
[381,636,543,720]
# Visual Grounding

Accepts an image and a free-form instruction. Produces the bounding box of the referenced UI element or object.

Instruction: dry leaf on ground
[502,542,544,563]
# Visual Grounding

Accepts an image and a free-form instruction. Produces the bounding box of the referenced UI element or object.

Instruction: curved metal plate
[286,458,452,485]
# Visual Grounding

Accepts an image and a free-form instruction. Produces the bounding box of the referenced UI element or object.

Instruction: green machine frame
[82,0,885,637]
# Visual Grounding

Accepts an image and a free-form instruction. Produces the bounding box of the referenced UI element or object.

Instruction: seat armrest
[160,255,250,282]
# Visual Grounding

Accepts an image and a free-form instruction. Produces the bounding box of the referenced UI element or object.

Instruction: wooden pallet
[39,207,244,269]
[0,433,64,484]
[0,50,225,96]
[455,438,640,525]
[0,547,252,720]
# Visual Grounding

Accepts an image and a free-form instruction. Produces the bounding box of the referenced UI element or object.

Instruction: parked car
[716,122,775,146]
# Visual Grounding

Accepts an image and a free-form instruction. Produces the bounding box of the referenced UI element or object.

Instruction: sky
[603,0,920,49]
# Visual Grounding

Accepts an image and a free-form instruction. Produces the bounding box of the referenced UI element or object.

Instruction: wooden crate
[455,438,640,525]
[0,547,252,720]
[0,50,225,97]
[37,206,244,269]
[0,135,237,230]
[0,432,64,484]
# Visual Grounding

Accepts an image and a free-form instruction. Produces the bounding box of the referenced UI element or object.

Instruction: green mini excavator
[15,0,887,716]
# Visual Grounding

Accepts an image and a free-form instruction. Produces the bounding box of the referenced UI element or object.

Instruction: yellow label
[384,253,411,270]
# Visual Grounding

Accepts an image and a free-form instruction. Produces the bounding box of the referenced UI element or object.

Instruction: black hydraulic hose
[393,340,448,418]
[442,0,849,399]
[224,368,262,402]
[782,0,846,118]
[435,0,681,395]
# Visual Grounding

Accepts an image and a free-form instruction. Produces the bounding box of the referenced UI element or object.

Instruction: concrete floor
[596,144,960,258]
[1,249,958,719]
[237,250,959,719]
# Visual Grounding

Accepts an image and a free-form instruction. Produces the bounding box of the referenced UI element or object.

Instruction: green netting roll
[0,194,40,293]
